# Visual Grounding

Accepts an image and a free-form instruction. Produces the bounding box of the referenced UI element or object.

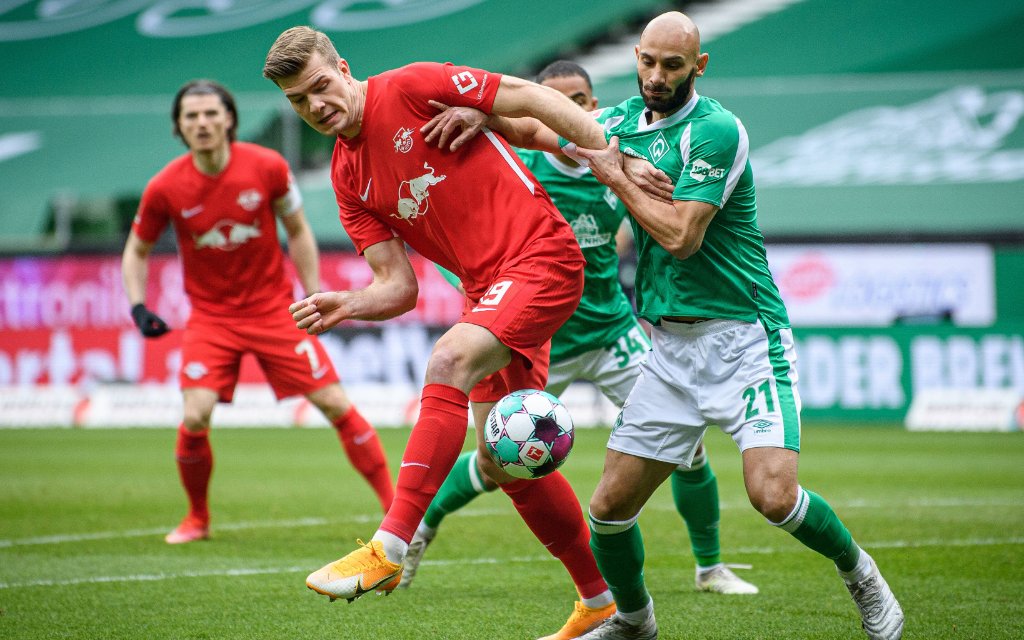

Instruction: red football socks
[174,423,213,523]
[332,407,395,513]
[502,472,607,599]
[380,384,469,542]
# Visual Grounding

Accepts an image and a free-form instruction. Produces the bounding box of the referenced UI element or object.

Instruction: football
[484,389,575,479]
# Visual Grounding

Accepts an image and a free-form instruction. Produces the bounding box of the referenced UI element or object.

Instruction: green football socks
[670,452,721,567]
[774,486,860,572]
[589,513,651,614]
[422,451,493,529]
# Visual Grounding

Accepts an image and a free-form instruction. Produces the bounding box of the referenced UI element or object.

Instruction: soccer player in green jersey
[406,60,757,640]
[422,12,905,640]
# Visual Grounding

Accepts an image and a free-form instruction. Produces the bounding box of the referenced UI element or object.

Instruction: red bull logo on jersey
[193,219,261,251]
[236,189,263,211]
[393,127,415,153]
[394,162,447,223]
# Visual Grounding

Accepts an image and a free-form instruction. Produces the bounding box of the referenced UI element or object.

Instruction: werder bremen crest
[648,132,670,163]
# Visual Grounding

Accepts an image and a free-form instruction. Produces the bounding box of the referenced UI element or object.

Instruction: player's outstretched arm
[579,137,717,260]
[421,100,550,152]
[281,208,321,296]
[489,75,606,152]
[121,231,170,337]
[289,238,418,335]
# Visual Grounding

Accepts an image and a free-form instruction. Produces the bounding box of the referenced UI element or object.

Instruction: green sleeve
[434,263,462,290]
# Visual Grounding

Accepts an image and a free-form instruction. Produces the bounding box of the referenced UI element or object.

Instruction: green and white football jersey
[518,149,637,363]
[571,93,790,329]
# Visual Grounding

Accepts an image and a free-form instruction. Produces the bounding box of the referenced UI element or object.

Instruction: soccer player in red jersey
[121,79,395,545]
[261,26,668,634]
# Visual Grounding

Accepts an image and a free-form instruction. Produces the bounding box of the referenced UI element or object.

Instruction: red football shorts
[463,256,584,403]
[179,309,339,402]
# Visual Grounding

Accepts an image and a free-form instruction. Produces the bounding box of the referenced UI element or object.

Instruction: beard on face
[637,68,696,113]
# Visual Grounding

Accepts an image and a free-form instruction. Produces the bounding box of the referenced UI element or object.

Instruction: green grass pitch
[1,424,1022,639]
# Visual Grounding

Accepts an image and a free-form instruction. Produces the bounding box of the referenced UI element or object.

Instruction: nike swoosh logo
[356,569,401,593]
[352,432,374,445]
[312,365,330,380]
[359,178,372,202]
[400,461,430,469]
[470,307,498,313]
[181,205,204,219]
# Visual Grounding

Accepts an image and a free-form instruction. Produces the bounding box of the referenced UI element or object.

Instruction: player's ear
[337,58,352,77]
[696,52,709,76]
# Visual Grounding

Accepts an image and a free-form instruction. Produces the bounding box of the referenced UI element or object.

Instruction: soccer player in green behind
[422,11,904,640]
[405,61,757,640]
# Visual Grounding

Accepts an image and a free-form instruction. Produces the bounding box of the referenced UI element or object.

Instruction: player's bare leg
[166,388,219,544]
[745,447,903,640]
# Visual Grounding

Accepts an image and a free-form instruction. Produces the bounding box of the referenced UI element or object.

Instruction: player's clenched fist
[289,292,347,335]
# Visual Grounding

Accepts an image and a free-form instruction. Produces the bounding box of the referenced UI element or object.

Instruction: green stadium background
[0,0,1021,425]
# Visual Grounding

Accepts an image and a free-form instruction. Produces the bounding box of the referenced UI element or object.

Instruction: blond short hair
[263,26,341,82]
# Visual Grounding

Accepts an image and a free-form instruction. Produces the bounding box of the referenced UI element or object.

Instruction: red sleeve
[395,61,502,115]
[335,182,395,255]
[132,179,170,243]
[262,147,292,200]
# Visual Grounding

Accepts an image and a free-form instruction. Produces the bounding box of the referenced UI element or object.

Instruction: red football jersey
[332,62,579,300]
[133,142,299,317]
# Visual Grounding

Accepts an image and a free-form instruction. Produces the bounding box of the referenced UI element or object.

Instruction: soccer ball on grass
[484,389,574,479]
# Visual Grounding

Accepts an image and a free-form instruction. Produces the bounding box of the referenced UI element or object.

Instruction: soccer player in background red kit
[121,79,395,545]
[262,26,672,637]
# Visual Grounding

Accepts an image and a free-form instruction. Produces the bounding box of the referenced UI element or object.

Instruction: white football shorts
[607,318,802,467]
[546,320,651,406]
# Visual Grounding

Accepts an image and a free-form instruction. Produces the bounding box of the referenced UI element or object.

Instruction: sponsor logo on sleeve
[689,158,724,182]
[451,71,478,95]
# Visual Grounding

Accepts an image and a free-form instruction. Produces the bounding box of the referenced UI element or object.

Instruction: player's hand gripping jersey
[568,94,790,329]
[331,62,580,302]
[517,149,636,363]
[133,142,300,318]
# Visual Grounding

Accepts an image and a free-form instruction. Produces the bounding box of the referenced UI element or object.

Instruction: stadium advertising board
[793,326,1023,422]
[0,252,461,388]
[1,250,1020,426]
[767,244,995,326]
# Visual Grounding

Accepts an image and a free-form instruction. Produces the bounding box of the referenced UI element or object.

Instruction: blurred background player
[263,25,671,637]
[402,63,758,628]
[121,79,395,545]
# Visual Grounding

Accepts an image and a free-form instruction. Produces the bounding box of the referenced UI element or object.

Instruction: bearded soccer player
[121,79,395,545]
[423,12,905,640]
[262,25,671,636]
[402,63,759,628]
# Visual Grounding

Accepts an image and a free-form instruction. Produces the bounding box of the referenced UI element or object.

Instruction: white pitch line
[2,500,1020,549]
[0,517,337,548]
[3,499,1021,548]
[2,536,1021,590]
[0,510,506,549]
